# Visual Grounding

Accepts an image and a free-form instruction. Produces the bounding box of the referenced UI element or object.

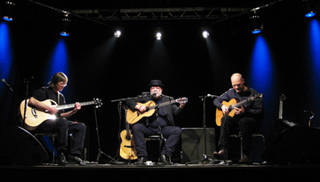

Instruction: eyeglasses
[59,81,67,87]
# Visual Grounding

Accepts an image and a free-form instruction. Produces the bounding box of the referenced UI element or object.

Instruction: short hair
[48,72,68,88]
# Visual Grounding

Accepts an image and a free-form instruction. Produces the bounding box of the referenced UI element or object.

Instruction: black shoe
[238,155,252,164]
[57,153,68,166]
[159,154,171,165]
[135,157,147,165]
[68,155,86,166]
[213,149,228,160]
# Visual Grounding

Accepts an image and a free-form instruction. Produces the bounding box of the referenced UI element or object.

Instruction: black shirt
[148,97,168,129]
[32,86,66,107]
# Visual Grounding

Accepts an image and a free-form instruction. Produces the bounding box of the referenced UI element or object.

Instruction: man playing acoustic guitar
[213,73,263,164]
[26,72,87,166]
[125,80,186,165]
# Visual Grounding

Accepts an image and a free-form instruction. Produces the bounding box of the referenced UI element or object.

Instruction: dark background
[0,0,320,162]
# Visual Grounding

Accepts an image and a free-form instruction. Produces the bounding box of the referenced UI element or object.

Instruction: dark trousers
[32,118,86,156]
[220,115,260,156]
[132,123,182,157]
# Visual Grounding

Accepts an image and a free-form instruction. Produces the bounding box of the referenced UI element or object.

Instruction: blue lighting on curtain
[46,38,71,99]
[308,19,320,81]
[248,35,276,135]
[46,39,69,82]
[0,22,13,91]
[307,19,320,126]
[248,35,273,93]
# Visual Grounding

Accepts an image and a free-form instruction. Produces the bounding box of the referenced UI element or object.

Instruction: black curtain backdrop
[1,1,319,162]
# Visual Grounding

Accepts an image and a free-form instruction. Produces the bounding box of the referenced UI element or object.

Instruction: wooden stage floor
[1,162,319,181]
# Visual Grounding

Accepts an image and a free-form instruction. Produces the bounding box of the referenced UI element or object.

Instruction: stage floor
[1,162,319,181]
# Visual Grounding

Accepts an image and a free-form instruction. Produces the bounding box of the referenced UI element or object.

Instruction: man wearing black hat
[125,80,186,165]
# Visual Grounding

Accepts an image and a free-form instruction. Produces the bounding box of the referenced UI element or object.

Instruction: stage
[1,162,318,181]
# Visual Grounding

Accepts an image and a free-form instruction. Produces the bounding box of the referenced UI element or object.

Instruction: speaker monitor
[181,128,216,163]
[263,119,320,164]
[0,126,49,165]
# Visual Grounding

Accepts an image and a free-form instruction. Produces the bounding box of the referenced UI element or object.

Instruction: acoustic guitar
[20,98,102,130]
[126,97,188,125]
[215,94,263,126]
[120,106,138,160]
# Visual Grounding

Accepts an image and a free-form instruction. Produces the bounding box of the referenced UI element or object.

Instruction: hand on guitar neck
[221,105,245,115]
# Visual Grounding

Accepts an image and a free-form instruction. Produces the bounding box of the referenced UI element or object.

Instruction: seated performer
[213,73,263,163]
[125,80,186,165]
[27,72,87,166]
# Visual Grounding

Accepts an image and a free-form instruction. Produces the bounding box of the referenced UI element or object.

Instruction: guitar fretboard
[148,99,179,110]
[229,94,263,110]
[56,101,96,110]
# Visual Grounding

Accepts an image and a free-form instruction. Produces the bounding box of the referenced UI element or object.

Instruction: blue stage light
[305,11,316,18]
[252,29,262,34]
[2,16,13,22]
[60,31,69,37]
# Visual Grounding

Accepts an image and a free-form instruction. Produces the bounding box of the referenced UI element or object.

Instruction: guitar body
[20,98,103,131]
[119,129,138,160]
[20,99,58,131]
[215,99,237,126]
[126,101,156,125]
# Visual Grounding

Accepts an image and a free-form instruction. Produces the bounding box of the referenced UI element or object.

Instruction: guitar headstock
[256,93,264,99]
[177,97,188,103]
[93,98,103,108]
[250,93,263,101]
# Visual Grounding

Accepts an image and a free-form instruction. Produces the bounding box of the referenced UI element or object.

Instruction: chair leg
[52,135,55,164]
[240,136,243,159]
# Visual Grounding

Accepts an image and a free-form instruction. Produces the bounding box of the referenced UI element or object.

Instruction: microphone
[1,79,13,92]
[151,91,157,96]
[207,94,219,98]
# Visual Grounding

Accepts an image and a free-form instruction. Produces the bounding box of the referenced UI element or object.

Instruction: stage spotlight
[250,15,262,34]
[114,30,121,38]
[202,31,209,38]
[60,12,71,37]
[156,32,162,40]
[303,0,316,18]
[2,1,16,21]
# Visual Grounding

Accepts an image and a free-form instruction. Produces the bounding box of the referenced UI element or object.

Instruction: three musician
[22,72,263,165]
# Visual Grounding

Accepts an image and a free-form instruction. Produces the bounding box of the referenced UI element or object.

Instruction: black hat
[148,80,164,88]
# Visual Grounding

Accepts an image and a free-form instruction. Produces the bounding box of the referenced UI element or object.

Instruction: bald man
[213,73,263,164]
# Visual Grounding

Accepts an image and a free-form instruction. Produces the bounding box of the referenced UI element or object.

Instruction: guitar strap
[57,91,60,105]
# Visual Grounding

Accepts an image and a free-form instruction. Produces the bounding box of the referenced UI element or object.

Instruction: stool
[145,134,168,162]
[230,132,265,161]
[34,133,57,164]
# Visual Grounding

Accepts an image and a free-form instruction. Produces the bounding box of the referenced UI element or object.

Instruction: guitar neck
[230,99,250,110]
[56,101,95,110]
[148,100,178,110]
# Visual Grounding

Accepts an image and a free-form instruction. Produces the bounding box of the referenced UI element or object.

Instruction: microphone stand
[186,94,218,165]
[94,102,116,164]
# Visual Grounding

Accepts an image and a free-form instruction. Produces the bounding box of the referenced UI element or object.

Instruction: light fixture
[250,14,262,34]
[114,30,121,38]
[156,32,162,40]
[303,0,316,18]
[202,30,209,38]
[2,1,16,21]
[60,12,71,37]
